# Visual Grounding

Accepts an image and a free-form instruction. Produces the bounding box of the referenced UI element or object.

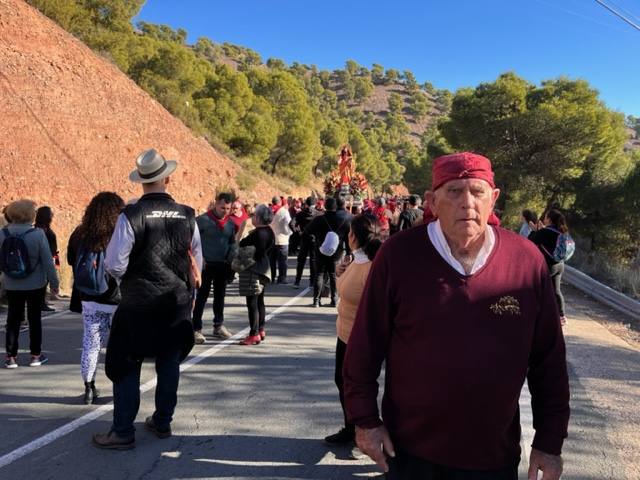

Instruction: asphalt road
[0,264,637,479]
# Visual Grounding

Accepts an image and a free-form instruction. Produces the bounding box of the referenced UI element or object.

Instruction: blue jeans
[112,349,181,438]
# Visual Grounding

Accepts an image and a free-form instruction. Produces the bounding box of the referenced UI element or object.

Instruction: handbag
[231,246,256,273]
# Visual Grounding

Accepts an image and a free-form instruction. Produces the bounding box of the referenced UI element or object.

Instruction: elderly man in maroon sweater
[343,152,569,480]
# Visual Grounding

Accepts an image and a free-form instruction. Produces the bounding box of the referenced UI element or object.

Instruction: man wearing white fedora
[93,149,203,449]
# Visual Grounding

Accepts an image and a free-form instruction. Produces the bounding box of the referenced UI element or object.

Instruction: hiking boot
[194,331,206,344]
[92,431,135,450]
[144,416,172,439]
[324,427,355,445]
[5,356,18,369]
[29,354,48,367]
[213,325,233,339]
[259,329,266,341]
[239,334,261,346]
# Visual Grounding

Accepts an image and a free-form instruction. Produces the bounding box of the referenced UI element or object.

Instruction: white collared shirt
[427,219,495,276]
[352,249,369,264]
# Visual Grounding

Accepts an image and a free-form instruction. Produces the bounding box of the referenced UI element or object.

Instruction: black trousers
[192,263,228,331]
[270,245,289,282]
[549,262,565,317]
[289,231,301,255]
[314,254,336,302]
[335,338,354,433]
[5,288,46,357]
[295,237,316,285]
[246,289,266,336]
[387,451,518,480]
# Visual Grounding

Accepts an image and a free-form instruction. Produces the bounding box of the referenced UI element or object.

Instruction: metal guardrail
[563,265,640,320]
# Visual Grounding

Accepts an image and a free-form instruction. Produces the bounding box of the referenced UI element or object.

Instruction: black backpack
[0,227,37,279]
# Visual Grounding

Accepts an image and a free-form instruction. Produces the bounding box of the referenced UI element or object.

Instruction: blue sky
[135,0,640,116]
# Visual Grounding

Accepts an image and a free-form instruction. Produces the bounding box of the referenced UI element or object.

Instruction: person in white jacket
[269,196,292,284]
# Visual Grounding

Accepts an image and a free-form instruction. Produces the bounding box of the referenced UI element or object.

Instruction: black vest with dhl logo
[121,192,195,314]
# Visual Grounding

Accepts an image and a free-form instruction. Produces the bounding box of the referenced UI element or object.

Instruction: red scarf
[207,210,231,231]
[229,209,249,229]
[374,206,390,230]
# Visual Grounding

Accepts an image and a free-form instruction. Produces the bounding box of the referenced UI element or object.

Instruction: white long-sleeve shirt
[427,219,495,276]
[104,213,203,281]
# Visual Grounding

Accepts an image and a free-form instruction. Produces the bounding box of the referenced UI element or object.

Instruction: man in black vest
[304,197,352,307]
[92,149,203,450]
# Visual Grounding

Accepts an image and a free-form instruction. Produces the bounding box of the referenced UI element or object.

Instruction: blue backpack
[547,227,576,263]
[0,227,36,279]
[74,249,109,296]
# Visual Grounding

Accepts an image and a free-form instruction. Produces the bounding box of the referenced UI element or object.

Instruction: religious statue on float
[338,144,355,184]
[324,144,369,199]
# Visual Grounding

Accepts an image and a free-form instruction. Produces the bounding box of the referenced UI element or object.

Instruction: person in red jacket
[343,152,569,480]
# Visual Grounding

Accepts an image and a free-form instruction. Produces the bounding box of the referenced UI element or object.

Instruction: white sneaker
[194,331,206,344]
[213,325,233,339]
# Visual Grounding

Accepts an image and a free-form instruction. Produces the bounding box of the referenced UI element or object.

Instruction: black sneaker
[41,305,55,312]
[324,427,355,445]
[5,356,18,369]
[30,354,48,367]
[144,416,172,439]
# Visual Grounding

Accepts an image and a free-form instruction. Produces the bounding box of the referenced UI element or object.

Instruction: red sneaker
[259,329,266,341]
[239,334,261,346]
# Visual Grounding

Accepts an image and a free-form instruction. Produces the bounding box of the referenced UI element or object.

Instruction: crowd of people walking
[0,149,572,479]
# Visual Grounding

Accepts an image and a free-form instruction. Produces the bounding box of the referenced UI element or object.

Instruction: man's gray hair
[254,204,274,225]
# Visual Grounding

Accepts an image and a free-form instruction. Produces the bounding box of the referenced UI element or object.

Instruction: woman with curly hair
[67,192,124,404]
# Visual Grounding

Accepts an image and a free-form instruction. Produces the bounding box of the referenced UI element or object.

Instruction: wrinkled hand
[528,448,563,480]
[355,425,395,473]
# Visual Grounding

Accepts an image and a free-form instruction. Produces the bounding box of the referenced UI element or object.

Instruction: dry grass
[570,250,640,300]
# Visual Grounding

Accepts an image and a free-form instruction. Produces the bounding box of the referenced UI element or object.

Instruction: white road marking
[195,458,304,467]
[0,287,310,469]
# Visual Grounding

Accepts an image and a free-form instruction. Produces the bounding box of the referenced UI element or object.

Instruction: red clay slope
[0,0,298,243]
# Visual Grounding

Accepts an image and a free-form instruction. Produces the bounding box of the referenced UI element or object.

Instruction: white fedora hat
[129,149,178,183]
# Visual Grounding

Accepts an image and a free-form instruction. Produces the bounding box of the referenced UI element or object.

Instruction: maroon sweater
[343,226,569,470]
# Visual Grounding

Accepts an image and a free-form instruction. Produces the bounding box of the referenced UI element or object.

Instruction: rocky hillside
[0,0,308,248]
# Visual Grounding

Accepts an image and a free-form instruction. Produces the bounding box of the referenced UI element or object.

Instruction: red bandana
[431,152,495,192]
[207,210,231,231]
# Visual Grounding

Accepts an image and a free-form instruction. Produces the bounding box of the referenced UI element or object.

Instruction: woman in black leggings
[238,204,275,345]
[528,208,570,326]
